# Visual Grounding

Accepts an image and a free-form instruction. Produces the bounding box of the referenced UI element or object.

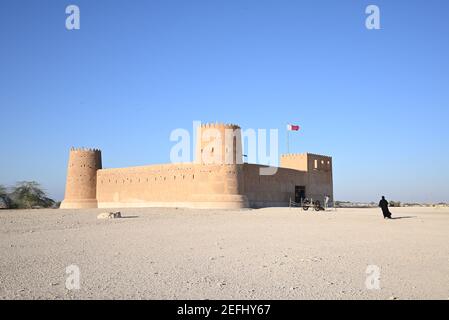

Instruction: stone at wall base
[97,212,121,219]
[60,199,98,209]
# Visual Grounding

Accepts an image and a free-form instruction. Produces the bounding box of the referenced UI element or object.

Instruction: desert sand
[1,206,448,300]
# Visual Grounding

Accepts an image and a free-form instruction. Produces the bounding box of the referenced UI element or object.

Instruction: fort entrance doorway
[295,186,306,203]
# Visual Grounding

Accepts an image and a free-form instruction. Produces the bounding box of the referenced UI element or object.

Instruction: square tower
[280,153,333,203]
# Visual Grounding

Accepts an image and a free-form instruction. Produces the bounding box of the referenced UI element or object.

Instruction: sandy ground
[1,206,448,300]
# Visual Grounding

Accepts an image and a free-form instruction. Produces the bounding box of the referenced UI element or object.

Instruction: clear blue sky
[1,0,448,203]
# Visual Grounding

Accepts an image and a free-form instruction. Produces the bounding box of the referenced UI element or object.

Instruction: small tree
[0,184,7,198]
[0,184,12,209]
[10,181,55,209]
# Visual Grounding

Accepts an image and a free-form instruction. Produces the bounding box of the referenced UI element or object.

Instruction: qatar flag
[287,124,300,131]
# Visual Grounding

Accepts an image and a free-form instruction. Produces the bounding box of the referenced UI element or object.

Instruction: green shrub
[0,185,13,209]
[9,181,55,209]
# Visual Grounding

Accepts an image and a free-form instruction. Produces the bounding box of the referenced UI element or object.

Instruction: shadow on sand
[120,216,139,219]
[389,216,416,220]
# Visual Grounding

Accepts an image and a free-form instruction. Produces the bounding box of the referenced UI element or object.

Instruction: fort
[60,123,333,209]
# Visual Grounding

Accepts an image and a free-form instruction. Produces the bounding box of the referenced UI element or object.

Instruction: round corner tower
[193,123,248,208]
[60,147,102,209]
[195,122,243,165]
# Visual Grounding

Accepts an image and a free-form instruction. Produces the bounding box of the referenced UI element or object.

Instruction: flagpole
[286,125,289,154]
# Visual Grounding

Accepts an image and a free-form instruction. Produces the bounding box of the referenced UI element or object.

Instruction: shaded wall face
[244,153,333,207]
[306,155,333,202]
[243,164,308,207]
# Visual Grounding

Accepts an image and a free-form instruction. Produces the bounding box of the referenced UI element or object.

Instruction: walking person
[379,196,392,219]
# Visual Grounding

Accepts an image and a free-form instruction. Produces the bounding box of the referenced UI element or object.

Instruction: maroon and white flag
[287,124,300,131]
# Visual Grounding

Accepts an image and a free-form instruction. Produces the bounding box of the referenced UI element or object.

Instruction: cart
[302,199,324,211]
[289,198,325,211]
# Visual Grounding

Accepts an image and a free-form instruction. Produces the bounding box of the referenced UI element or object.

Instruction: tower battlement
[70,147,101,153]
[200,122,240,129]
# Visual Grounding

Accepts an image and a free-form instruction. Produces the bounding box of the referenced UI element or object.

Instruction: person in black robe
[379,196,392,219]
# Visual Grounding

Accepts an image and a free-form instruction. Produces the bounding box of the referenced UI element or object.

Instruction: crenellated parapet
[199,122,240,129]
[70,147,101,153]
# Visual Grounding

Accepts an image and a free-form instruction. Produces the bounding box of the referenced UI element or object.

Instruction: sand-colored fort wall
[60,148,102,209]
[96,163,248,209]
[60,124,333,209]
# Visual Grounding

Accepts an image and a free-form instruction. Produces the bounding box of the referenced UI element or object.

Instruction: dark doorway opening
[295,186,306,203]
